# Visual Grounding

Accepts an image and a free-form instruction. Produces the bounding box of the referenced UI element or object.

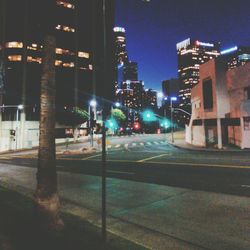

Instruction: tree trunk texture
[34,35,63,231]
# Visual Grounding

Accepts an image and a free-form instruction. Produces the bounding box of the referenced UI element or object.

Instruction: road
[0,133,250,249]
[1,133,250,197]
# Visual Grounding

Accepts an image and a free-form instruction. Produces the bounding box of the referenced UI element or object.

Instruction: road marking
[81,154,102,160]
[154,141,159,145]
[241,185,250,188]
[107,170,135,175]
[146,161,250,169]
[146,142,152,145]
[124,144,129,149]
[140,142,144,146]
[115,144,121,148]
[137,154,169,163]
[107,145,112,149]
[86,159,250,169]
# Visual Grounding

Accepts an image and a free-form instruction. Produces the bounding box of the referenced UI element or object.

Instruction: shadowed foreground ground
[0,186,145,250]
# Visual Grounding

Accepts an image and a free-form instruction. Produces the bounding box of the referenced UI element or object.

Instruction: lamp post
[170,97,177,143]
[89,99,97,147]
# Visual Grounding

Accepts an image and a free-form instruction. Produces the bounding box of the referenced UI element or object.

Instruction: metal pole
[16,108,19,149]
[171,100,174,143]
[102,0,107,243]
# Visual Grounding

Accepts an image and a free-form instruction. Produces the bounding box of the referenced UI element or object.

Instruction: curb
[168,141,250,153]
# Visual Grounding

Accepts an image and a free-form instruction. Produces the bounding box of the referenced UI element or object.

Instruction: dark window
[193,119,202,126]
[244,117,250,130]
[244,87,250,100]
[203,79,213,110]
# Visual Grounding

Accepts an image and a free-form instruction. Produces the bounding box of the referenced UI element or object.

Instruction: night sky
[115,0,250,91]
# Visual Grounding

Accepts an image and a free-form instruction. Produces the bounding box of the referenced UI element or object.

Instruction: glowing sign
[196,41,214,47]
[221,46,238,55]
[176,38,191,50]
[113,27,125,33]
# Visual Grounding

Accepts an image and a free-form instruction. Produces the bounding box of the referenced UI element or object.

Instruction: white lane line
[241,185,250,188]
[115,144,121,148]
[137,154,169,163]
[107,170,135,175]
[81,154,102,160]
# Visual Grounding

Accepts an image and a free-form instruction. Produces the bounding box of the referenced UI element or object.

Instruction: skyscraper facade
[177,38,220,113]
[113,26,129,65]
[220,45,250,70]
[0,0,115,120]
[123,61,138,81]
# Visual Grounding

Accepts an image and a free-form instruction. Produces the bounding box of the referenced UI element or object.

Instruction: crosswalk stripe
[154,142,159,145]
[146,142,152,145]
[140,142,144,146]
[115,144,121,148]
[124,144,129,148]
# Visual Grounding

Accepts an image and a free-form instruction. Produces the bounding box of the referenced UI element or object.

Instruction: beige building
[186,58,250,149]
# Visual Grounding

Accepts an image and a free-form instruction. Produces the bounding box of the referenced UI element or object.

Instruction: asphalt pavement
[0,133,250,249]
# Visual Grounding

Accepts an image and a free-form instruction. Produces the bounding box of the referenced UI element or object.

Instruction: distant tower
[177,38,220,112]
[113,26,129,65]
[123,61,138,81]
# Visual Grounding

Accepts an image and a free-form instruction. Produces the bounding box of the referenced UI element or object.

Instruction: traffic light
[142,110,157,122]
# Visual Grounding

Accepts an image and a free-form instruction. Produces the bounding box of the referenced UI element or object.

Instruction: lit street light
[89,99,97,147]
[170,97,177,143]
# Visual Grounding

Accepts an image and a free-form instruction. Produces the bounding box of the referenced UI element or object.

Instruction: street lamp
[89,99,97,147]
[16,104,24,149]
[170,97,177,143]
[114,102,121,108]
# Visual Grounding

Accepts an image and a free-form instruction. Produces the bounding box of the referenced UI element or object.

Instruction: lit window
[63,62,74,68]
[56,48,74,55]
[56,0,75,9]
[78,51,90,59]
[27,56,42,64]
[8,55,22,61]
[6,42,23,48]
[55,24,75,33]
[55,60,63,66]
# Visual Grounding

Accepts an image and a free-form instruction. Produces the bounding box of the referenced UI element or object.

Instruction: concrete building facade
[186,58,250,149]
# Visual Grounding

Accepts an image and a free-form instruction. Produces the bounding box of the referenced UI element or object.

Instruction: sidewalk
[168,131,250,152]
[1,163,249,250]
[0,185,145,250]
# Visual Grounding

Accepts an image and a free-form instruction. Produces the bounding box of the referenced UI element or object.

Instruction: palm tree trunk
[34,35,63,231]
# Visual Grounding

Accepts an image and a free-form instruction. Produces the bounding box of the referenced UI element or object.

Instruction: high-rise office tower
[123,61,138,81]
[220,45,250,70]
[143,89,157,110]
[0,0,115,120]
[113,26,129,65]
[177,38,220,112]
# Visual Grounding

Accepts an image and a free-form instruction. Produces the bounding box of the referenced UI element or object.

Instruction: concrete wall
[0,120,78,152]
[0,121,39,151]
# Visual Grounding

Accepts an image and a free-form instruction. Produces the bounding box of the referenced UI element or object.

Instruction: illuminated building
[113,26,129,65]
[123,61,138,81]
[220,46,250,70]
[177,38,220,114]
[1,0,115,119]
[143,89,157,110]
